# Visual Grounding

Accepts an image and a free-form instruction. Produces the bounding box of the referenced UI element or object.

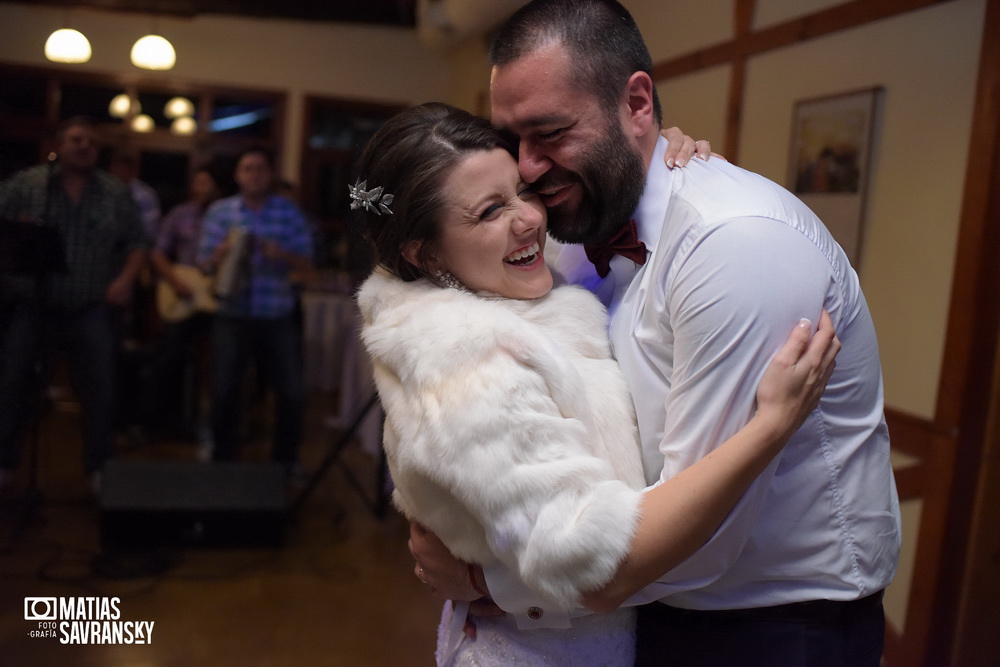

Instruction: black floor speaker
[100,460,288,551]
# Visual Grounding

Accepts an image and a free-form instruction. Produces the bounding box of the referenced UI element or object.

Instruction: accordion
[213,227,251,299]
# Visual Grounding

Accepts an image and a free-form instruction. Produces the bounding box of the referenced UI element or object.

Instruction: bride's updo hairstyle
[353,102,515,284]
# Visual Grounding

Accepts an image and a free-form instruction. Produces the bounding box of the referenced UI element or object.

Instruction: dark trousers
[210,314,304,465]
[0,301,119,473]
[635,591,885,667]
[141,312,211,435]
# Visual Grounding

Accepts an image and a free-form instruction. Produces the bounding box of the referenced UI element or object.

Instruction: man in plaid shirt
[0,117,147,493]
[198,146,314,470]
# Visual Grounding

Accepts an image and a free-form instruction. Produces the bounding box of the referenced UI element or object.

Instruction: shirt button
[527,607,543,621]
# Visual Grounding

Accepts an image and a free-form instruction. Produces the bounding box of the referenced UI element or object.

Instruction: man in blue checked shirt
[198,146,314,471]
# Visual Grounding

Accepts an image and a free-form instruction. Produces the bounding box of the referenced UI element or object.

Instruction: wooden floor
[0,389,441,666]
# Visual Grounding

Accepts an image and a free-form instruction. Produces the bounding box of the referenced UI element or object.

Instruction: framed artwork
[789,87,881,268]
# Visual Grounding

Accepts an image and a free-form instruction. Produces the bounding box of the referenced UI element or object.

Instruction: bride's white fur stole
[358,270,644,607]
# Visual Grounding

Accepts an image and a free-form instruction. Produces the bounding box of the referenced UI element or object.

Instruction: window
[0,71,47,117]
[0,137,42,181]
[209,97,275,138]
[58,82,123,123]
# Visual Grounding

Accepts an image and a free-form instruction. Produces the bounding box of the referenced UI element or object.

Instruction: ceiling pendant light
[164,96,195,119]
[131,114,155,132]
[45,28,92,64]
[109,93,136,118]
[131,34,176,70]
[171,117,197,136]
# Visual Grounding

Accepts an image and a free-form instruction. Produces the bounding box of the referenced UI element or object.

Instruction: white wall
[741,0,985,419]
[754,0,846,27]
[626,0,734,60]
[0,2,452,179]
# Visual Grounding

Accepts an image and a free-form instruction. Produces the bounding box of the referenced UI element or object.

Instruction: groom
[412,1,901,665]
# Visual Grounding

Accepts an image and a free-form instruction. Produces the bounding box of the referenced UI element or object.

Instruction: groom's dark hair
[490,0,662,125]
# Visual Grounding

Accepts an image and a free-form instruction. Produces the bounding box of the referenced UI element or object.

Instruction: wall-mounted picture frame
[789,87,881,269]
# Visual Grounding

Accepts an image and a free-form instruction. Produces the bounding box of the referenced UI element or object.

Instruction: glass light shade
[171,116,197,135]
[130,34,176,70]
[44,28,92,64]
[131,114,155,133]
[108,93,134,118]
[164,96,195,119]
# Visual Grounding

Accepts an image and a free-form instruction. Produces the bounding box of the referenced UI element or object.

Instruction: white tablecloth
[301,291,381,457]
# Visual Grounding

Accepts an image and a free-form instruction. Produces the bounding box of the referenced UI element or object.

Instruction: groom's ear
[624,71,655,137]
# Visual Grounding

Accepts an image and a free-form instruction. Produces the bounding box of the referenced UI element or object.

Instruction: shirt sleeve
[115,184,148,252]
[635,216,835,598]
[279,200,313,259]
[483,561,573,630]
[0,170,34,220]
[197,202,228,267]
[153,207,181,256]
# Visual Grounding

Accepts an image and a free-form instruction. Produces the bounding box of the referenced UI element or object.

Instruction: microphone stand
[288,391,387,519]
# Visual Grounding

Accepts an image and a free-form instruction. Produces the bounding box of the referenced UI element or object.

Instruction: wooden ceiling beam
[25,0,418,26]
[652,0,956,81]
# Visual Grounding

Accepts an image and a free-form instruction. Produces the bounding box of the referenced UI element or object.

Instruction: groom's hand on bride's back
[409,521,482,601]
[408,521,504,640]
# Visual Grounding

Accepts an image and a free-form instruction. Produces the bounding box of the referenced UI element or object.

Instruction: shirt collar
[631,135,673,254]
[239,193,274,213]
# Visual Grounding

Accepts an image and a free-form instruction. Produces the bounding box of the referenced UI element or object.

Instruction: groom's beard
[542,120,647,246]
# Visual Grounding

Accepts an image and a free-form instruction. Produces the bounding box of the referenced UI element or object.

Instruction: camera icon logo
[24,597,57,621]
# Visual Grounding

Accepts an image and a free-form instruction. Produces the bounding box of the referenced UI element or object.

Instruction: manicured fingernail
[798,318,812,330]
[666,157,676,168]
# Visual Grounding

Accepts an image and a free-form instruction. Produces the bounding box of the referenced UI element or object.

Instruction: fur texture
[358,270,644,606]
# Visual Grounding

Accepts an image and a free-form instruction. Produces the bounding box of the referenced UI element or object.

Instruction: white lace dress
[437,601,635,667]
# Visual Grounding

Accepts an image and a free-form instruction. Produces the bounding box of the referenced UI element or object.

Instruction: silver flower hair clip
[349,180,394,216]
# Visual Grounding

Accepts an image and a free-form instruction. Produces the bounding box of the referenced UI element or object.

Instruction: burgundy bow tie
[584,219,647,278]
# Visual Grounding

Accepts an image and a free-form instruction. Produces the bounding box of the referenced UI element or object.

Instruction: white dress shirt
[605,137,900,610]
[485,137,901,624]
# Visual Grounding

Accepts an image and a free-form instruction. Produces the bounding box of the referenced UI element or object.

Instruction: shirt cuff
[482,562,572,630]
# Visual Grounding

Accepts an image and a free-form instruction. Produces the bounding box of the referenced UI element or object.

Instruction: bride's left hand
[755,310,840,440]
[661,127,723,168]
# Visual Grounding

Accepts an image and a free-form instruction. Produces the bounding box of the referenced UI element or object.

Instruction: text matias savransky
[24,596,155,645]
